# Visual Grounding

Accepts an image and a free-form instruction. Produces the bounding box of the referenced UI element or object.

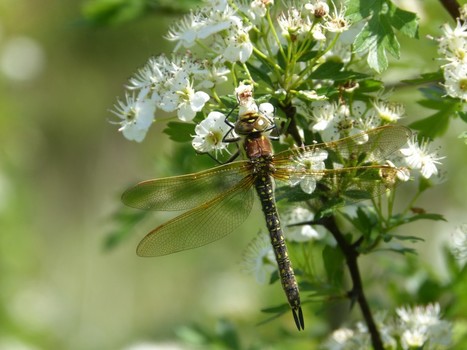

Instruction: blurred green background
[0,0,466,349]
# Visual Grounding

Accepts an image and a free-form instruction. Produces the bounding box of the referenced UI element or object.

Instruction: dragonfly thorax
[234,112,274,135]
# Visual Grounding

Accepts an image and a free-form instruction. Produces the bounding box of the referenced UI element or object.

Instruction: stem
[438,0,461,20]
[317,216,384,350]
[279,102,304,145]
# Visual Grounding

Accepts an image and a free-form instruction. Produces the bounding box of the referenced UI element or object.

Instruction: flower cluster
[400,136,444,179]
[299,97,443,179]
[110,0,355,146]
[322,303,452,350]
[436,6,467,101]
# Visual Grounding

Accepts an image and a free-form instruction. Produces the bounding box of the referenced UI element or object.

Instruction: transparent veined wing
[272,125,411,201]
[122,160,251,211]
[136,175,255,256]
[274,125,411,165]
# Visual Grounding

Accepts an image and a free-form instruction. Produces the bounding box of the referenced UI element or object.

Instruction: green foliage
[82,0,199,25]
[347,0,419,72]
[175,319,241,349]
[322,245,345,287]
[104,209,148,250]
[163,121,195,142]
[410,86,462,139]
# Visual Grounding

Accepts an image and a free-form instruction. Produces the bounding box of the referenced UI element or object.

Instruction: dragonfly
[122,107,411,331]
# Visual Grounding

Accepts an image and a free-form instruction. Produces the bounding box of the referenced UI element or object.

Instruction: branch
[279,102,304,146]
[316,216,384,350]
[439,0,461,20]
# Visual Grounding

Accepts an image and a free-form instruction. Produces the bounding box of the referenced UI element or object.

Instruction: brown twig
[279,102,304,146]
[315,216,384,350]
[439,0,461,20]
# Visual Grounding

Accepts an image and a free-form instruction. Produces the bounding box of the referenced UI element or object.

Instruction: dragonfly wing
[274,125,411,163]
[136,175,255,257]
[272,125,411,202]
[122,161,250,211]
[273,164,404,203]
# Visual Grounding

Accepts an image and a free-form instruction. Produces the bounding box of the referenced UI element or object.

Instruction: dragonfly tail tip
[292,306,305,331]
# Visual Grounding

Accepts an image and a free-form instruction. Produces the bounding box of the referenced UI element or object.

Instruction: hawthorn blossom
[311,100,338,131]
[177,85,210,122]
[110,88,155,142]
[278,7,313,40]
[435,16,467,100]
[192,111,231,154]
[242,231,276,284]
[438,20,467,63]
[289,148,328,194]
[396,303,452,349]
[372,100,405,123]
[450,224,467,267]
[305,1,330,18]
[322,3,350,33]
[221,21,253,63]
[282,207,324,242]
[165,0,238,50]
[400,136,444,179]
[443,63,467,101]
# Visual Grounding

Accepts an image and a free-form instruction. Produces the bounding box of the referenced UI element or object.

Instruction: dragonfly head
[234,112,274,136]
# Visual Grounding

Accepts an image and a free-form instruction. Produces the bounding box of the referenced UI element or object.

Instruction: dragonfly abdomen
[254,172,304,330]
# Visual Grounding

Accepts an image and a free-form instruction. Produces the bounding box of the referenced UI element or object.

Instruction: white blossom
[322,3,350,33]
[450,224,467,267]
[289,148,328,194]
[443,62,467,100]
[311,100,338,131]
[438,20,467,63]
[165,0,238,50]
[400,137,444,179]
[192,111,231,153]
[282,207,324,242]
[372,100,405,123]
[195,63,230,89]
[278,7,313,40]
[241,231,276,284]
[396,303,452,349]
[178,87,210,122]
[110,88,155,142]
[222,22,253,63]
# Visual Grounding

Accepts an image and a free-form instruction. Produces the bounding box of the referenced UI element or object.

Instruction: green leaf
[402,71,443,85]
[297,50,319,62]
[409,110,451,140]
[260,303,290,314]
[323,245,344,287]
[380,245,417,255]
[245,62,274,86]
[82,0,199,25]
[82,0,147,25]
[163,121,195,142]
[309,61,367,81]
[392,212,446,226]
[356,78,384,92]
[388,234,424,242]
[387,2,419,38]
[104,209,148,250]
[407,213,446,223]
[458,111,467,123]
[346,0,383,22]
[350,0,419,73]
[216,319,241,350]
